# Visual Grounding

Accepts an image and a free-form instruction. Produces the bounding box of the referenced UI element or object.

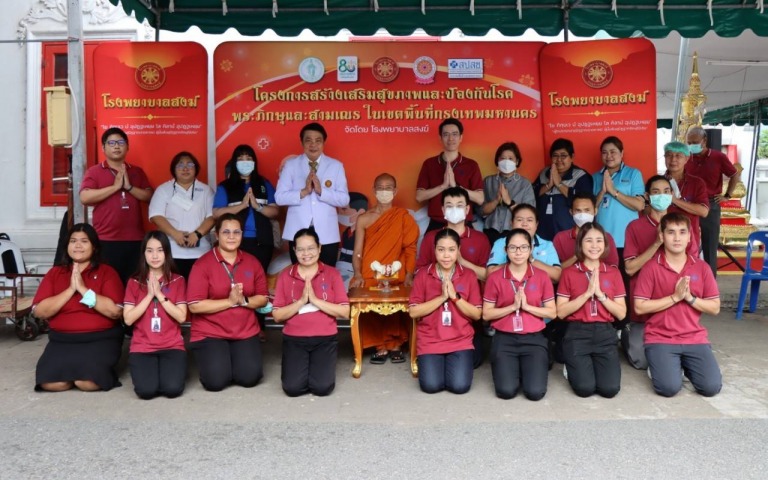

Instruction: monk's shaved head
[374,173,397,188]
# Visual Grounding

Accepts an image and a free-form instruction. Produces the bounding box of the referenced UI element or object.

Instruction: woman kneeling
[409,229,481,394]
[556,222,626,398]
[32,224,124,392]
[272,228,350,397]
[123,232,188,399]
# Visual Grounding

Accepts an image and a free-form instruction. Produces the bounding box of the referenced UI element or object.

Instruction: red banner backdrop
[539,38,657,180]
[92,42,209,188]
[213,41,547,208]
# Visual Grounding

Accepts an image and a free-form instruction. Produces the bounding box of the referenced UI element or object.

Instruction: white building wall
[0,0,150,271]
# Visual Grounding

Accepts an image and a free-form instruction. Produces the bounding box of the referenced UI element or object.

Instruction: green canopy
[704,98,768,126]
[111,0,768,38]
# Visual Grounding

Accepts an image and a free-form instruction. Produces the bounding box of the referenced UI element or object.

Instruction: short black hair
[300,122,328,141]
[600,136,624,152]
[441,186,469,205]
[493,142,523,168]
[572,191,596,208]
[645,174,671,194]
[59,223,102,268]
[101,127,128,146]
[170,151,200,177]
[439,118,463,135]
[549,138,574,157]
[434,228,461,248]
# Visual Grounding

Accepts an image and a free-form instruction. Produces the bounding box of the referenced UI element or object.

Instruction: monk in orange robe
[350,173,419,364]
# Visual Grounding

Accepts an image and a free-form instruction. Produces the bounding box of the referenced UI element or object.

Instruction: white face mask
[338,214,354,227]
[376,190,394,204]
[573,212,594,228]
[498,159,517,174]
[236,160,255,176]
[444,206,467,224]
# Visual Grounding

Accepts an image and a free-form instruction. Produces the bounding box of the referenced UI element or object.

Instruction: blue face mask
[236,160,255,176]
[688,143,703,155]
[649,194,673,211]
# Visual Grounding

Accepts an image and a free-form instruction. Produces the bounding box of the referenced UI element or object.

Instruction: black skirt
[35,325,124,391]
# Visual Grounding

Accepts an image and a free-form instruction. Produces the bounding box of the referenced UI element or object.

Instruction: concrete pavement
[0,275,766,479]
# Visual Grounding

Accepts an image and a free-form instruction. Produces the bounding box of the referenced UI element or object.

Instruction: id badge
[512,314,524,332]
[590,299,598,317]
[120,191,130,210]
[151,316,162,333]
[441,310,452,327]
[602,195,610,208]
[545,198,553,215]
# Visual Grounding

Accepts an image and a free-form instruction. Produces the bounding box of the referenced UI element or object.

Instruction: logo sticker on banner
[135,62,166,91]
[413,56,437,84]
[337,56,358,82]
[447,59,484,79]
[582,60,613,89]
[299,57,325,83]
[371,57,399,83]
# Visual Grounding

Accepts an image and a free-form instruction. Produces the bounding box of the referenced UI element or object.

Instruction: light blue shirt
[487,234,560,267]
[592,163,644,248]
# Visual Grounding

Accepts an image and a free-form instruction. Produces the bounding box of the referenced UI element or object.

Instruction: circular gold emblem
[135,62,166,91]
[372,57,399,83]
[582,60,613,89]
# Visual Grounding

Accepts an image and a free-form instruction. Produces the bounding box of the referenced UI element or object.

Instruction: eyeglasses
[219,229,243,237]
[441,132,461,138]
[506,245,531,253]
[295,246,319,254]
[175,162,196,170]
[551,154,570,160]
[106,140,127,147]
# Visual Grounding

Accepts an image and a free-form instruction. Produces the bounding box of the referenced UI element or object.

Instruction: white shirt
[148,179,215,259]
[275,153,349,244]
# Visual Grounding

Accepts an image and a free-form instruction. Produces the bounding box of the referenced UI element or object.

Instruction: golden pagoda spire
[676,52,708,141]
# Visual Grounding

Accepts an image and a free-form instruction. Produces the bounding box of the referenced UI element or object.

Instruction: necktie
[309,161,318,173]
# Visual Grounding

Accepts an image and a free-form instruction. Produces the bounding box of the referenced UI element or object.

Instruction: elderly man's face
[664,151,688,172]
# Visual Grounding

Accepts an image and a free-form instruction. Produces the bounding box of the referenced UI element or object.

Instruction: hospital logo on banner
[135,62,166,91]
[299,57,325,83]
[337,56,358,82]
[582,60,613,89]
[447,59,484,79]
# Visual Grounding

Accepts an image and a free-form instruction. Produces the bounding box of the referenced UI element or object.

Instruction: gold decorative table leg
[350,304,362,378]
[410,316,418,377]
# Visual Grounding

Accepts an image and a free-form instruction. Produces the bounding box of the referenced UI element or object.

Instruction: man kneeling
[634,212,722,397]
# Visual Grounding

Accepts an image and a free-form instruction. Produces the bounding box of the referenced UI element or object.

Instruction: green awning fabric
[703,98,768,126]
[111,0,768,38]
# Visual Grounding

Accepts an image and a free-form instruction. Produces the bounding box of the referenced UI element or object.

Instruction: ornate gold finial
[676,51,708,141]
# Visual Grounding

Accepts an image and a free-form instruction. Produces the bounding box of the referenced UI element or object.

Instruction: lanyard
[172,180,195,201]
[220,261,239,287]
[584,268,599,317]
[150,280,165,317]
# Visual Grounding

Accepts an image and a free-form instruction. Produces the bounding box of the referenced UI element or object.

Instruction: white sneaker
[563,365,568,380]
[647,368,652,380]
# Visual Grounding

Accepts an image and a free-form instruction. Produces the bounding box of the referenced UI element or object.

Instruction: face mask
[236,160,255,176]
[572,212,594,228]
[338,214,354,227]
[498,159,517,174]
[444,206,467,224]
[649,194,673,211]
[687,143,703,155]
[376,190,394,204]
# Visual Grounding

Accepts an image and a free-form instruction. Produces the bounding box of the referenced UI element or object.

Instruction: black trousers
[563,322,621,398]
[490,331,549,401]
[288,241,339,267]
[281,334,337,397]
[128,349,187,400]
[174,258,196,280]
[190,335,263,391]
[240,237,273,330]
[101,240,142,286]
[615,247,630,328]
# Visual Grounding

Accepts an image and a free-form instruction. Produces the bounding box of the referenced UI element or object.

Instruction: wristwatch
[686,296,697,305]
[452,292,462,303]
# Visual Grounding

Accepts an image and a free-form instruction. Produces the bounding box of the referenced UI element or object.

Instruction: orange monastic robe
[360,207,419,351]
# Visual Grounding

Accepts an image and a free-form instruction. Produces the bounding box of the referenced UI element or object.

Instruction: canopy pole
[745,104,762,213]
[68,0,86,225]
[670,37,689,142]
[562,0,570,41]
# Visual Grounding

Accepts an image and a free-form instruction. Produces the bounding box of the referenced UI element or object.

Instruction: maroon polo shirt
[624,214,698,323]
[416,154,483,222]
[634,252,719,345]
[409,264,481,356]
[483,264,554,334]
[552,227,620,267]
[557,262,626,323]
[272,263,348,337]
[80,161,152,241]
[416,226,491,272]
[32,264,124,333]
[685,148,737,198]
[124,274,187,353]
[666,173,709,252]
[186,248,268,342]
